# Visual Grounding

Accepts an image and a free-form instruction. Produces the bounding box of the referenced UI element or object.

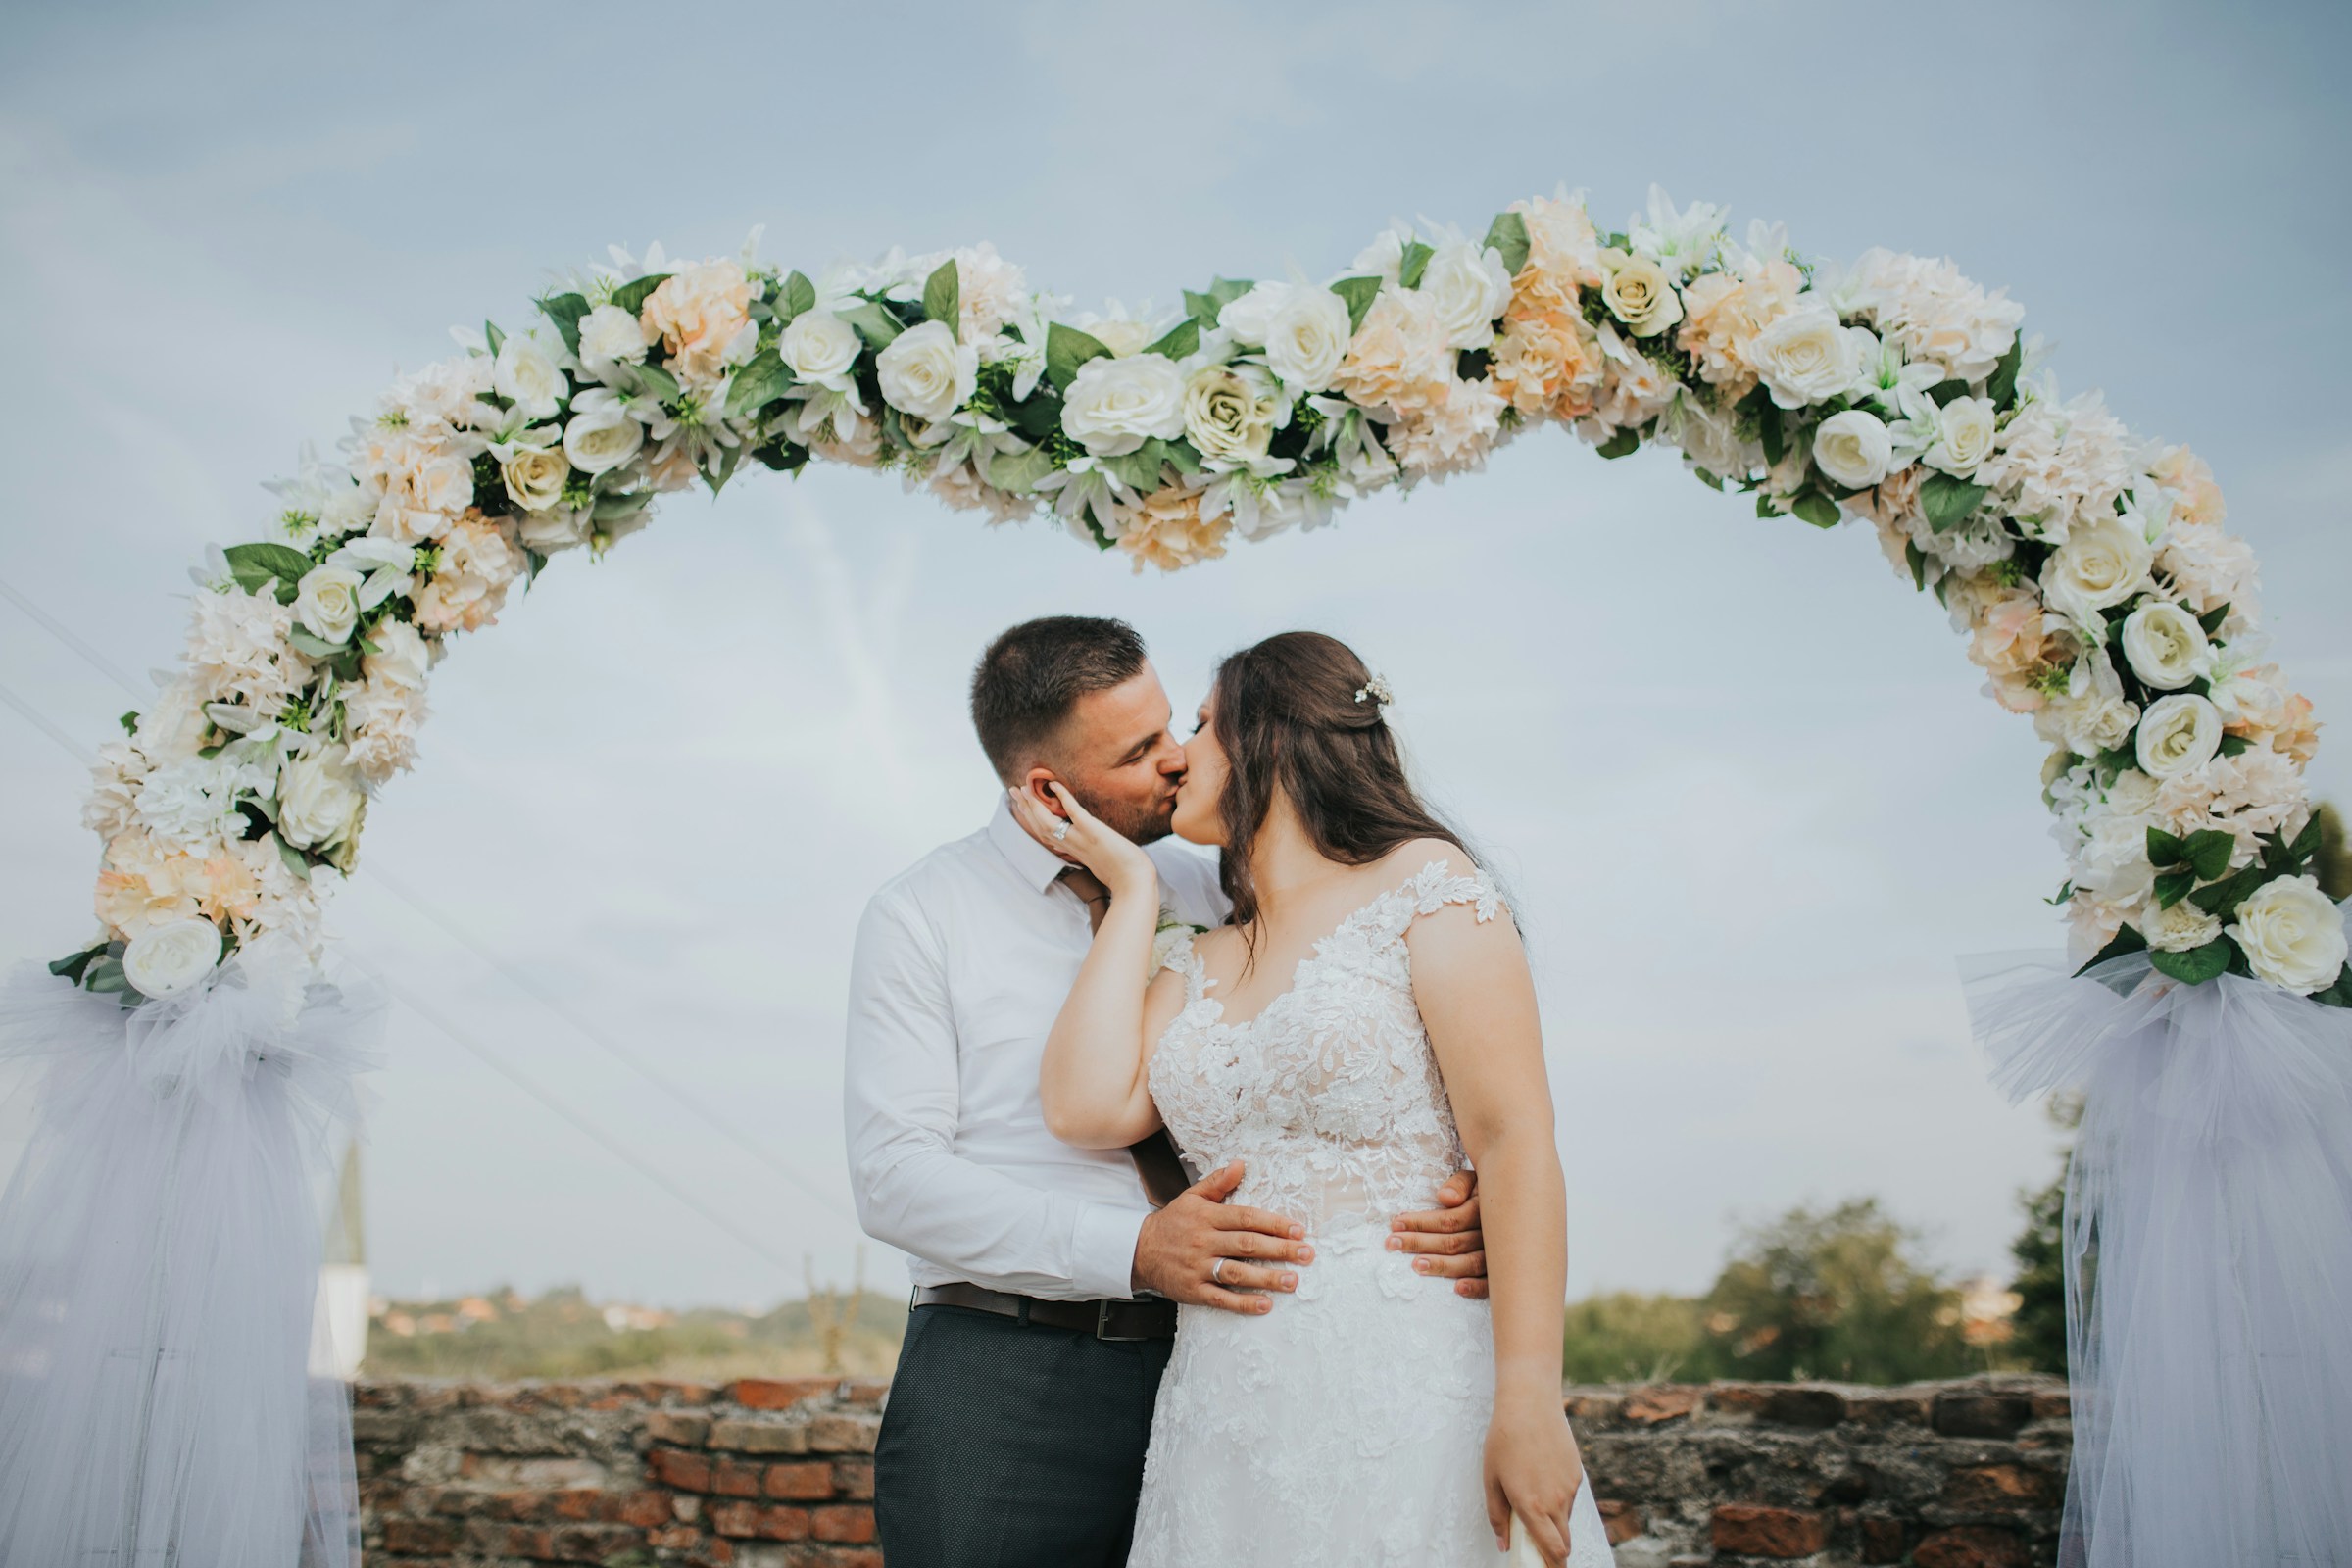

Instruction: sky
[2,0,2346,1310]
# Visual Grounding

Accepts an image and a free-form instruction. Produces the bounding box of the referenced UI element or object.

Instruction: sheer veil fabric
[0,939,383,1567]
[1963,912,2352,1567]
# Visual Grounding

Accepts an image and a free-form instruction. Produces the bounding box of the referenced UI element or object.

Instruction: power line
[0,576,853,1217]
[0,669,807,1281]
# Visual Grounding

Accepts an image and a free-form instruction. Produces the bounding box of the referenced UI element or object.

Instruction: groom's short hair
[970,615,1150,781]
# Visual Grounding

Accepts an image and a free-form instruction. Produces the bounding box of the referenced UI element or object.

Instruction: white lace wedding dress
[1128,860,1613,1567]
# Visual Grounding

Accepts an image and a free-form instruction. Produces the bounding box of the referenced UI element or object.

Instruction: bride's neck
[1244,793,1345,918]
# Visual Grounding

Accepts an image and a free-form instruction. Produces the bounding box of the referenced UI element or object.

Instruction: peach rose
[1117,488,1231,574]
[1675,258,1800,393]
[415,512,524,635]
[94,831,202,938]
[1968,591,2067,713]
[2149,443,2227,529]
[1510,194,1605,287]
[641,259,756,387]
[1334,289,1452,418]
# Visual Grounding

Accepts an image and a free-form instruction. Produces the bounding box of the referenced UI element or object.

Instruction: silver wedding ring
[1210,1257,1228,1286]
[1053,819,1071,842]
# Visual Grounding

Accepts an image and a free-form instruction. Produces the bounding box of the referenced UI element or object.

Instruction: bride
[1010,630,1611,1567]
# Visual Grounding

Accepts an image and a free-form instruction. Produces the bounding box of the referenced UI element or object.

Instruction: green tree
[1561,1292,1720,1384]
[2314,801,2352,903]
[1699,1199,1976,1384]
[2007,1167,2069,1374]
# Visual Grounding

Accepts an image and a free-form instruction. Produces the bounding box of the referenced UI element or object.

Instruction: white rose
[1599,253,1684,339]
[562,388,646,475]
[293,565,365,644]
[1421,241,1513,350]
[2134,693,2224,779]
[1812,409,1895,489]
[2049,692,2141,757]
[2120,602,2213,692]
[1749,304,1867,409]
[780,310,862,389]
[1219,283,1351,392]
[1926,396,1997,476]
[492,333,566,421]
[578,304,651,367]
[122,915,223,999]
[276,744,365,852]
[1182,364,1279,466]
[2144,896,2223,954]
[501,443,570,514]
[1060,354,1188,457]
[1086,318,1157,357]
[2226,875,2348,993]
[515,508,591,554]
[876,319,979,423]
[363,619,432,689]
[2040,514,2155,621]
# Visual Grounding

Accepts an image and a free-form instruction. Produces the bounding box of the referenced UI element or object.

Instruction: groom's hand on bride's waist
[1389,1168,1490,1300]
[1131,1160,1311,1315]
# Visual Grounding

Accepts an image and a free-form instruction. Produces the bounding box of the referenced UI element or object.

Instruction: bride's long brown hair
[1209,631,1472,965]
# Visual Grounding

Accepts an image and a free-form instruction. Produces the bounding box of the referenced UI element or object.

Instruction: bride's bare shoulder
[1371,836,1473,882]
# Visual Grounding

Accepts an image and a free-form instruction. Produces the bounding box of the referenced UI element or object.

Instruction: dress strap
[1152,925,1213,1005]
[1397,858,1507,925]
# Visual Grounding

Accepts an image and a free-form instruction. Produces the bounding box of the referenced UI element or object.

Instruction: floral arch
[5,188,2351,1567]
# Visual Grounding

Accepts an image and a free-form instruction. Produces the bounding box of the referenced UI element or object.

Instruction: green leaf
[1927,377,1972,405]
[1045,323,1113,391]
[2149,938,2234,986]
[2195,601,2230,636]
[2311,963,2352,1009]
[1182,289,1220,324]
[2183,829,2236,882]
[1003,383,1064,442]
[538,292,591,357]
[1791,491,1841,529]
[223,542,314,592]
[724,348,794,421]
[2153,869,2196,909]
[592,489,652,521]
[632,361,681,404]
[1987,338,2024,408]
[1481,210,1531,277]
[2287,814,2324,865]
[838,299,905,350]
[1456,348,1493,382]
[119,710,139,736]
[47,944,105,984]
[1755,491,1783,519]
[1144,318,1200,361]
[1332,275,1383,336]
[1595,427,1641,460]
[2074,922,2147,977]
[2146,826,2187,866]
[1920,471,1989,534]
[922,259,959,334]
[1398,240,1435,290]
[2219,733,2252,758]
[986,443,1058,495]
[610,273,670,315]
[278,836,313,883]
[2190,865,2268,916]
[781,270,817,322]
[82,957,130,996]
[1904,539,1928,592]
[286,627,346,660]
[1741,387,1785,468]
[484,318,506,356]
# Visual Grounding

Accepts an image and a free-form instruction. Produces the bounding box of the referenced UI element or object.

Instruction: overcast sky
[3,0,2346,1309]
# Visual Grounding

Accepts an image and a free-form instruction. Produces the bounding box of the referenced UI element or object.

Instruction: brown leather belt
[912,1281,1178,1342]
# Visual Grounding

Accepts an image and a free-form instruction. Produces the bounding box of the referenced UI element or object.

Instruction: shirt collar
[987,792,1071,894]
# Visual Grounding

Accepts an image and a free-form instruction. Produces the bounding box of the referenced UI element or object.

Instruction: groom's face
[1026,662,1187,845]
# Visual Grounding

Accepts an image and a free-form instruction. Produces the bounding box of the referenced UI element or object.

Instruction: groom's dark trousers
[875,1300,1174,1567]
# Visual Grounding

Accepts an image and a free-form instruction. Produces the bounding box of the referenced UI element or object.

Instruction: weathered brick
[1847,1390,1934,1428]
[1933,1392,2034,1439]
[647,1523,703,1550]
[1860,1514,1907,1564]
[1943,1463,2065,1512]
[710,1418,808,1454]
[647,1448,713,1493]
[617,1490,672,1528]
[763,1461,835,1500]
[550,1523,643,1562]
[646,1410,711,1446]
[841,1380,890,1409]
[1763,1387,1847,1429]
[1619,1386,1702,1425]
[730,1377,838,1410]
[1914,1524,2034,1568]
[1598,1499,1643,1545]
[812,1504,878,1544]
[833,1459,875,1501]
[710,1457,765,1498]
[806,1414,880,1454]
[1712,1502,1830,1558]
[709,1500,760,1539]
[381,1516,462,1554]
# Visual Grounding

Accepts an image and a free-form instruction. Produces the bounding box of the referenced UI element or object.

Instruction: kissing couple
[845,615,1610,1566]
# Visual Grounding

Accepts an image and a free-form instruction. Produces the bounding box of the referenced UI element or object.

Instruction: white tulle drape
[1964,917,2352,1568]
[0,939,383,1567]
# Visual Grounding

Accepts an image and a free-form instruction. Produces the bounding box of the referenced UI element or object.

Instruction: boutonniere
[1147,899,1208,980]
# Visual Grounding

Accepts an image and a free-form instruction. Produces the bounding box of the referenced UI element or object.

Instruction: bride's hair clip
[1353,673,1395,711]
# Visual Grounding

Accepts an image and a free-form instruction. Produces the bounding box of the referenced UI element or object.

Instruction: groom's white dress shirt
[845,796,1230,1301]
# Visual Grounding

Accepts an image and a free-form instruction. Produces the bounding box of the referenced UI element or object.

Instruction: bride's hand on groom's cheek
[1131,1160,1313,1315]
[1390,1168,1489,1299]
[1008,782,1156,900]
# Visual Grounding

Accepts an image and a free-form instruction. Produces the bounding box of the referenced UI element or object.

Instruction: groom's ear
[1019,765,1067,815]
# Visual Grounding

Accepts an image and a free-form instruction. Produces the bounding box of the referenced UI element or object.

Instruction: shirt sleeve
[842,886,1146,1301]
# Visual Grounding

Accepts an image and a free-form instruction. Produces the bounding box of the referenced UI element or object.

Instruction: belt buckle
[1095,1299,1150,1343]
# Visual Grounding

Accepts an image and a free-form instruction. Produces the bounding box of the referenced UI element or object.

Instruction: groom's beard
[1067,783,1177,847]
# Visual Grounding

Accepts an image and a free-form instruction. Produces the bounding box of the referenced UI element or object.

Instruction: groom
[844,615,1489,1567]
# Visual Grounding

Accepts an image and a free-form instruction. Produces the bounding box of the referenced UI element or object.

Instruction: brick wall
[355,1372,2069,1567]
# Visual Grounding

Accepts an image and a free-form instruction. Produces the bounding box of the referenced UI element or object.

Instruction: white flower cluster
[59,194,2341,1004]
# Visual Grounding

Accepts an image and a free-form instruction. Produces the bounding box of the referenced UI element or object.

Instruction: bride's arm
[1412,898,1582,1567]
[1011,783,1173,1150]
